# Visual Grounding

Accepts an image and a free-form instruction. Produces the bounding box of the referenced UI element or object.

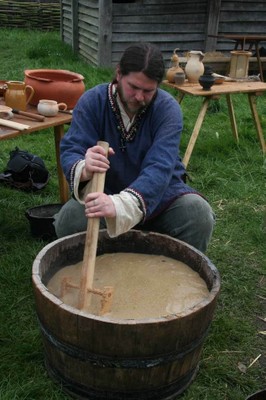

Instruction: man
[54,42,215,252]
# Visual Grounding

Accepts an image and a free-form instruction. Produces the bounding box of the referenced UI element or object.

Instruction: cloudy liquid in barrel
[47,252,210,319]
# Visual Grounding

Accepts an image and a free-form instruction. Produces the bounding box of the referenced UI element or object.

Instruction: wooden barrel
[32,230,220,400]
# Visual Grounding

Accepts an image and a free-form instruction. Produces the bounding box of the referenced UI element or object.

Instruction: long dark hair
[118,43,165,84]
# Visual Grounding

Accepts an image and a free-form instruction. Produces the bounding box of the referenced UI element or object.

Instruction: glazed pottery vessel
[166,48,184,83]
[5,81,34,111]
[24,69,85,109]
[199,66,215,90]
[185,51,205,83]
[174,72,186,85]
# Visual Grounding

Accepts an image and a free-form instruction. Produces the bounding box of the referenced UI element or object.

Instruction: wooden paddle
[77,141,110,311]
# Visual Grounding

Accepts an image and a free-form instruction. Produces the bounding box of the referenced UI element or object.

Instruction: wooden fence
[0,0,60,30]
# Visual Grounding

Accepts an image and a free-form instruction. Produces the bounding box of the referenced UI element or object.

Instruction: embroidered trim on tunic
[124,188,146,219]
[108,82,152,151]
[70,159,83,192]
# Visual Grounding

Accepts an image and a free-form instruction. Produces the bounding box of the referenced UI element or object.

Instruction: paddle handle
[78,141,109,310]
[12,109,45,121]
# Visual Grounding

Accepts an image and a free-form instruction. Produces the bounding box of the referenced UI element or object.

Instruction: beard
[116,82,146,115]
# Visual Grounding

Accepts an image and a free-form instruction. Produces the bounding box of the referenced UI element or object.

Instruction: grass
[0,28,265,399]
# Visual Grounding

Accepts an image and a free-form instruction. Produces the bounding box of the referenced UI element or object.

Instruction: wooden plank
[113,14,206,24]
[79,42,98,55]
[112,32,205,43]
[143,0,204,4]
[205,0,221,52]
[112,23,205,34]
[79,20,98,35]
[113,4,207,17]
[71,0,79,53]
[80,33,98,48]
[79,32,98,46]
[112,40,205,52]
[220,12,266,23]
[98,0,112,67]
[79,4,99,18]
[79,15,99,28]
[111,42,205,55]
[79,53,98,67]
[79,46,98,66]
[79,0,98,8]
[220,0,265,12]
[76,1,101,67]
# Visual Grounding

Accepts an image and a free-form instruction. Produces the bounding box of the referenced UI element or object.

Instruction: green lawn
[0,28,265,400]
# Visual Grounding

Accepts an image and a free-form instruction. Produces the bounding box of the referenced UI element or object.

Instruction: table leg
[248,94,266,154]
[226,94,239,142]
[178,92,185,104]
[54,124,69,203]
[255,42,264,82]
[182,97,210,168]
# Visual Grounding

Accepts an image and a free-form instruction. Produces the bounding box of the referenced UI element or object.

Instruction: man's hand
[81,145,115,181]
[85,192,116,218]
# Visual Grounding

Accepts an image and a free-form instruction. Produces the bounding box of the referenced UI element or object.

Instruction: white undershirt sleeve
[73,160,92,203]
[73,161,143,237]
[106,192,143,237]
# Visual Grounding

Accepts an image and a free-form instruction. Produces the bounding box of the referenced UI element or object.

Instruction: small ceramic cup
[0,105,13,119]
[37,99,67,117]
[174,72,186,85]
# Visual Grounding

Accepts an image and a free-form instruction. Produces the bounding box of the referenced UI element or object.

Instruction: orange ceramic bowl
[24,69,85,109]
[214,77,225,85]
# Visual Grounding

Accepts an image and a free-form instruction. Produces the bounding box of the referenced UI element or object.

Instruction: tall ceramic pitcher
[5,81,35,111]
[185,51,205,83]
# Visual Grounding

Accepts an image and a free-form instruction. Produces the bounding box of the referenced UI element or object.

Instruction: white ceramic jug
[185,51,205,83]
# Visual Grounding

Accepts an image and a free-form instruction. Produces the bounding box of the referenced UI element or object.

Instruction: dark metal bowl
[25,203,63,240]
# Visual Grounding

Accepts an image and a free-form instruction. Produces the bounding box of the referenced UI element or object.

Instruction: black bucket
[25,203,62,240]
[246,389,266,400]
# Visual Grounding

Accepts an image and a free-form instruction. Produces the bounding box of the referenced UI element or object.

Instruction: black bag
[0,147,50,191]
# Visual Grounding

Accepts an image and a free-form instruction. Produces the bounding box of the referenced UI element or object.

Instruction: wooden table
[209,34,266,81]
[0,101,72,203]
[163,80,266,167]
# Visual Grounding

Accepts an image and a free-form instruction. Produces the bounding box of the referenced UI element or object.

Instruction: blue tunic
[60,83,198,221]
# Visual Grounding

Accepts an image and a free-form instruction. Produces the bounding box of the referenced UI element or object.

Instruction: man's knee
[177,193,214,221]
[53,198,87,238]
[167,194,215,252]
[186,194,215,231]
